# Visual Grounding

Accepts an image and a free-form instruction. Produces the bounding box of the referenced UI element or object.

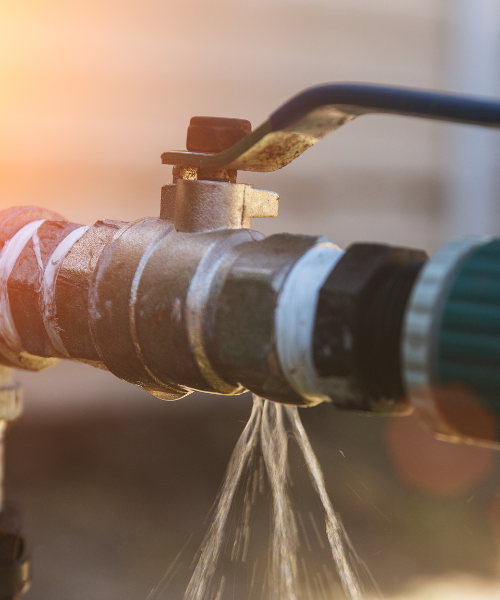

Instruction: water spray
[0,82,500,597]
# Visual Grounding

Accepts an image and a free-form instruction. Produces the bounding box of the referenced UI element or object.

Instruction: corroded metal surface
[161,111,353,172]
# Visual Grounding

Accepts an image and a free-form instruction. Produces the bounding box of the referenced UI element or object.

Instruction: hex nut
[314,243,427,410]
[186,117,252,153]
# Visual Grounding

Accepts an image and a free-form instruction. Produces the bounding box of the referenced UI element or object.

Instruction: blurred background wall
[2,1,500,599]
[1,0,447,244]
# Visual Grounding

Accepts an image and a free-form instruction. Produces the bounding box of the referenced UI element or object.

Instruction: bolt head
[186,117,252,153]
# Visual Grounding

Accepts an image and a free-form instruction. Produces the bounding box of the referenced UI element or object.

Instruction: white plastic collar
[275,242,344,405]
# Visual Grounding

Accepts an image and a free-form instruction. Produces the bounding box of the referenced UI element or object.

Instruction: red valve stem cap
[186,116,252,153]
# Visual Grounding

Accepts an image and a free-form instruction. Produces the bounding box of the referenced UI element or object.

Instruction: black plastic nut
[186,117,252,153]
[313,243,427,411]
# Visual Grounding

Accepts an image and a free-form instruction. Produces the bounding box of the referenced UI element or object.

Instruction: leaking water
[285,404,365,600]
[261,399,299,600]
[183,399,263,600]
[182,395,379,600]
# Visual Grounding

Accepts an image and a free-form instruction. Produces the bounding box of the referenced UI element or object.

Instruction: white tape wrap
[42,226,90,356]
[0,220,46,354]
[275,242,344,405]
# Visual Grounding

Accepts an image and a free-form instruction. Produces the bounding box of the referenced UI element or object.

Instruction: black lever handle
[162,82,500,173]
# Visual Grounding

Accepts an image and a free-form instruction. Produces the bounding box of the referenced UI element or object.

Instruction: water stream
[183,399,263,600]
[285,404,363,600]
[183,395,374,600]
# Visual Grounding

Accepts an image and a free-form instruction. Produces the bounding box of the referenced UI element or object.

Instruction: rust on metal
[172,165,198,181]
[162,107,356,173]
[224,131,318,172]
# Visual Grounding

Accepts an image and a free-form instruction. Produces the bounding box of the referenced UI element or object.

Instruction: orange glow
[385,415,496,497]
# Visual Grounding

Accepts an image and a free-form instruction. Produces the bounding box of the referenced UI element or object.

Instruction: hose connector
[402,237,500,445]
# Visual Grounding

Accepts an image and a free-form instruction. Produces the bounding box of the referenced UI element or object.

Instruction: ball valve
[1,83,500,452]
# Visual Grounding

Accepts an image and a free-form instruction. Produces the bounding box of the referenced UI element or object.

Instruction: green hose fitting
[402,237,500,446]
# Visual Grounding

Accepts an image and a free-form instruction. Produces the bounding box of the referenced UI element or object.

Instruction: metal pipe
[0,205,341,406]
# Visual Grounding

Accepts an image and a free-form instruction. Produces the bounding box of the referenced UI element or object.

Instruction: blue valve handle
[162,82,500,172]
